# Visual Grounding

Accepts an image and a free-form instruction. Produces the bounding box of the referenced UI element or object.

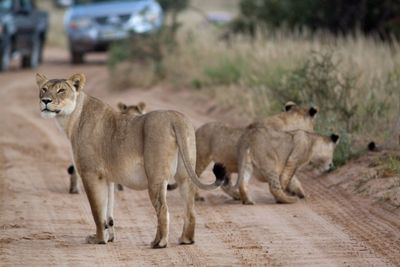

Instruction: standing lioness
[36,73,223,248]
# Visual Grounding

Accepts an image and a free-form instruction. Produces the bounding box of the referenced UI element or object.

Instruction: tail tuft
[213,163,227,186]
[67,165,75,175]
[167,183,178,191]
[368,141,376,151]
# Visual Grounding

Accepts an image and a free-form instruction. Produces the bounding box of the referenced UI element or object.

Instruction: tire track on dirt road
[303,175,400,266]
[1,48,400,266]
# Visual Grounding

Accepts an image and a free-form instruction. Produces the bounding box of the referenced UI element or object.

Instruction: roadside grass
[107,5,400,165]
[36,1,68,48]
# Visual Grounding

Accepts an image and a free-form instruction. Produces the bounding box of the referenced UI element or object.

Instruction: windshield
[0,0,12,11]
[74,0,141,5]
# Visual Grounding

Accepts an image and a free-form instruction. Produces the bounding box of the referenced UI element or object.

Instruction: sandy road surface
[0,48,399,266]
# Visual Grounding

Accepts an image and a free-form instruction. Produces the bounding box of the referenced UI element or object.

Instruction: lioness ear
[309,107,318,117]
[284,101,296,112]
[330,134,339,144]
[36,73,48,87]
[68,73,86,91]
[137,102,146,114]
[117,102,127,111]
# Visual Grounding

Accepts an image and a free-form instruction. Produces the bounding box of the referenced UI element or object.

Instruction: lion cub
[68,101,146,194]
[194,102,318,200]
[220,127,339,204]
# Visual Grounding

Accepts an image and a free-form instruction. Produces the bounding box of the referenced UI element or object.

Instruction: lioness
[221,127,339,204]
[37,73,223,248]
[68,101,147,194]
[193,102,318,200]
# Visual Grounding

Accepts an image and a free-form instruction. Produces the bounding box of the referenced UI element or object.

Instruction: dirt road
[1,48,399,266]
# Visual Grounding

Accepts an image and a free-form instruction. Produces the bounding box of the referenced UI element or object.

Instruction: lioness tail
[173,122,224,191]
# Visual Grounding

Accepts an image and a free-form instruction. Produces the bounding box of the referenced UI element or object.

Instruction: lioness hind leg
[287,176,306,198]
[264,170,298,204]
[237,151,255,205]
[107,182,115,242]
[175,161,196,245]
[220,173,241,201]
[147,180,169,249]
[81,173,109,244]
[194,154,211,202]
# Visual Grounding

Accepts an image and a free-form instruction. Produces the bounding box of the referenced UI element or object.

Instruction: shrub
[232,0,400,38]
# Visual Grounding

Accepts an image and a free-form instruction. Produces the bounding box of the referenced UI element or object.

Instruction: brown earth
[0,48,399,266]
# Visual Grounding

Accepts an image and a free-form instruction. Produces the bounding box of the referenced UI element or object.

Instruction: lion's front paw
[86,234,107,244]
[242,199,255,205]
[151,238,167,249]
[69,187,79,194]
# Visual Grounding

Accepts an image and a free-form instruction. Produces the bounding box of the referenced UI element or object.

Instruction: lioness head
[281,101,319,131]
[36,73,85,119]
[310,133,340,173]
[117,102,146,115]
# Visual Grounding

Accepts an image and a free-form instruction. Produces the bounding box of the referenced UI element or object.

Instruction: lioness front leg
[67,165,79,194]
[81,173,109,244]
[148,180,169,248]
[107,182,115,242]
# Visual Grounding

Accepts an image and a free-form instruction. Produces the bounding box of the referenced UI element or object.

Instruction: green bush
[203,57,246,85]
[232,0,400,38]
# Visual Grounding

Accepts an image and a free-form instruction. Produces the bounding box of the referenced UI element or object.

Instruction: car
[64,0,163,64]
[0,0,48,71]
[53,0,74,8]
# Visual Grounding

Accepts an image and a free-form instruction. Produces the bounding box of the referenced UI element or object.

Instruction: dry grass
[106,1,400,163]
[36,1,68,48]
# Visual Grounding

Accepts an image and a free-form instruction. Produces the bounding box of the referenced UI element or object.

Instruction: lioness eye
[41,87,47,93]
[57,88,66,94]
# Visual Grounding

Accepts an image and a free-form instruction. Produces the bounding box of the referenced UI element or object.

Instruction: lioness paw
[86,234,107,245]
[242,199,255,205]
[151,239,167,249]
[179,237,195,245]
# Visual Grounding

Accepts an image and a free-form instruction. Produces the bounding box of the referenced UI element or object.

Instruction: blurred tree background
[232,0,400,38]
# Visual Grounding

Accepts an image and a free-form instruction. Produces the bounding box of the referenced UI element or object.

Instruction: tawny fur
[67,101,147,194]
[194,103,317,201]
[235,127,339,204]
[36,73,223,248]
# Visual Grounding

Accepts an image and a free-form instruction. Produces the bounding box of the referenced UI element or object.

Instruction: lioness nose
[42,98,52,104]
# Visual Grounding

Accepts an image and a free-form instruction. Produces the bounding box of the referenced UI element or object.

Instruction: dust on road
[0,48,399,266]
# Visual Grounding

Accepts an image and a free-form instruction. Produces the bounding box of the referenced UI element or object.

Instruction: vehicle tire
[38,37,44,64]
[22,34,41,69]
[0,34,11,72]
[70,50,84,64]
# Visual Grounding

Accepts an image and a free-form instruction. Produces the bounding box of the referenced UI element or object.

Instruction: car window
[20,0,32,10]
[75,0,140,5]
[0,0,12,11]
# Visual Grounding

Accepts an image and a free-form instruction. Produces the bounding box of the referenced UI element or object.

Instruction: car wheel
[22,34,41,69]
[39,38,44,64]
[70,50,84,64]
[0,35,11,72]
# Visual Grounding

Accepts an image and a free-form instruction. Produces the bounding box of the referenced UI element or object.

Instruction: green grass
[107,4,400,165]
